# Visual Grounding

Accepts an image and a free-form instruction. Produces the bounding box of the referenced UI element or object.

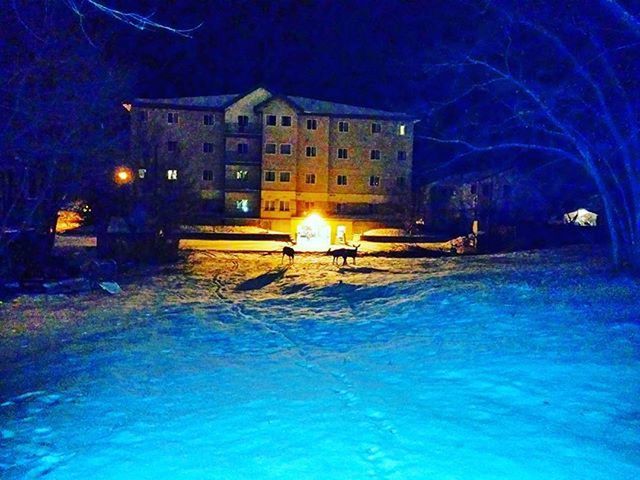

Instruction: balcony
[224,122,262,136]
[224,151,261,165]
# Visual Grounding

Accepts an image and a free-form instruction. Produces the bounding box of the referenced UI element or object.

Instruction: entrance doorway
[296,213,331,250]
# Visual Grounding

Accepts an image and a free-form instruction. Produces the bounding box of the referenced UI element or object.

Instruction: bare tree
[423,1,640,270]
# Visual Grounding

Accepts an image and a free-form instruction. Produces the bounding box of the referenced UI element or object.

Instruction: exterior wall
[224,87,271,135]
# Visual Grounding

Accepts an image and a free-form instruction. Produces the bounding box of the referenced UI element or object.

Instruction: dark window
[306,119,317,130]
[204,114,214,125]
[280,171,291,182]
[397,150,407,161]
[371,123,381,133]
[337,175,348,186]
[238,115,249,126]
[167,141,178,152]
[369,176,380,187]
[280,144,292,155]
[264,200,276,211]
[137,111,147,121]
[266,115,277,126]
[306,146,317,157]
[338,121,349,132]
[370,149,381,160]
[203,170,214,181]
[203,142,214,153]
[167,112,178,124]
[396,176,405,187]
[279,200,290,211]
[265,143,277,154]
[281,116,292,127]
[264,171,276,182]
[337,148,348,159]
[305,173,316,184]
[471,184,478,194]
[336,203,344,214]
[237,143,249,154]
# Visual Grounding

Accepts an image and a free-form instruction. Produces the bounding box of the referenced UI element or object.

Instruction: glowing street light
[114,166,133,185]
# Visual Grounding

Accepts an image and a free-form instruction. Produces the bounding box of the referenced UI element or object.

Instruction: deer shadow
[235,266,289,292]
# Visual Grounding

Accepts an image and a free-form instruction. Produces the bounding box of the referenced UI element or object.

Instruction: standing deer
[327,244,360,265]
[282,245,295,263]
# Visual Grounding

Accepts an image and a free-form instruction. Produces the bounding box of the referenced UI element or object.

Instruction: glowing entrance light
[114,166,133,185]
[296,213,331,250]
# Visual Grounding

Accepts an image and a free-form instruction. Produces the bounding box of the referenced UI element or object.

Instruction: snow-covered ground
[0,246,639,479]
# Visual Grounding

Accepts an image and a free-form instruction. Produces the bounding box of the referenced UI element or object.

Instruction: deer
[282,245,295,263]
[327,244,360,265]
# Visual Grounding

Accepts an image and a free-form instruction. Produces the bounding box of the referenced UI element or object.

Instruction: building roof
[131,87,417,120]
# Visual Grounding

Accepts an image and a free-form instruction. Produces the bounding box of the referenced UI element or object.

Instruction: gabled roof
[285,95,416,120]
[132,94,239,110]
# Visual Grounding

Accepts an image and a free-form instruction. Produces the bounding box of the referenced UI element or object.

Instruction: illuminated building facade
[127,87,417,242]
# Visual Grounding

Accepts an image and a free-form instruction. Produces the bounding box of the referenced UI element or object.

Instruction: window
[167,169,178,180]
[237,143,249,154]
[264,171,276,182]
[138,168,146,179]
[167,141,177,152]
[280,144,292,155]
[398,124,406,135]
[280,171,291,182]
[167,112,178,124]
[238,115,249,126]
[203,142,214,153]
[396,176,405,187]
[371,122,381,133]
[281,116,292,127]
[264,200,276,211]
[369,175,380,187]
[336,203,344,214]
[337,148,348,159]
[266,115,277,126]
[304,201,315,211]
[236,199,249,213]
[236,170,249,181]
[471,184,478,194]
[305,173,316,184]
[265,143,277,154]
[482,184,491,196]
[397,150,407,161]
[306,119,317,130]
[305,146,317,157]
[204,114,214,125]
[203,170,213,181]
[338,121,349,132]
[370,149,381,160]
[137,111,147,122]
[279,200,290,212]
[337,175,348,186]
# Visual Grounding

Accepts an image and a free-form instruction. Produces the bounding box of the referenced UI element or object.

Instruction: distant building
[125,87,418,244]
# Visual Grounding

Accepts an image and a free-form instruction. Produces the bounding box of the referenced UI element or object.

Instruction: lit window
[306,119,317,130]
[138,168,146,179]
[280,171,291,182]
[236,199,249,212]
[369,175,380,187]
[236,170,249,181]
[237,143,249,154]
[370,149,381,160]
[204,114,214,125]
[238,115,249,126]
[371,123,381,134]
[281,116,292,127]
[203,170,213,181]
[338,121,349,132]
[203,142,214,153]
[337,148,348,159]
[305,173,316,184]
[280,144,292,155]
[265,143,277,154]
[397,150,407,161]
[167,169,178,180]
[167,141,177,152]
[266,115,277,126]
[306,146,317,157]
[337,175,348,186]
[279,200,290,211]
[167,112,178,124]
[265,200,276,211]
[264,171,276,182]
[399,124,406,135]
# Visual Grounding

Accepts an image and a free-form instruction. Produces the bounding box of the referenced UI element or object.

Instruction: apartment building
[126,87,417,244]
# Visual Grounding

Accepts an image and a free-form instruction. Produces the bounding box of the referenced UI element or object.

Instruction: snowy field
[0,246,639,479]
